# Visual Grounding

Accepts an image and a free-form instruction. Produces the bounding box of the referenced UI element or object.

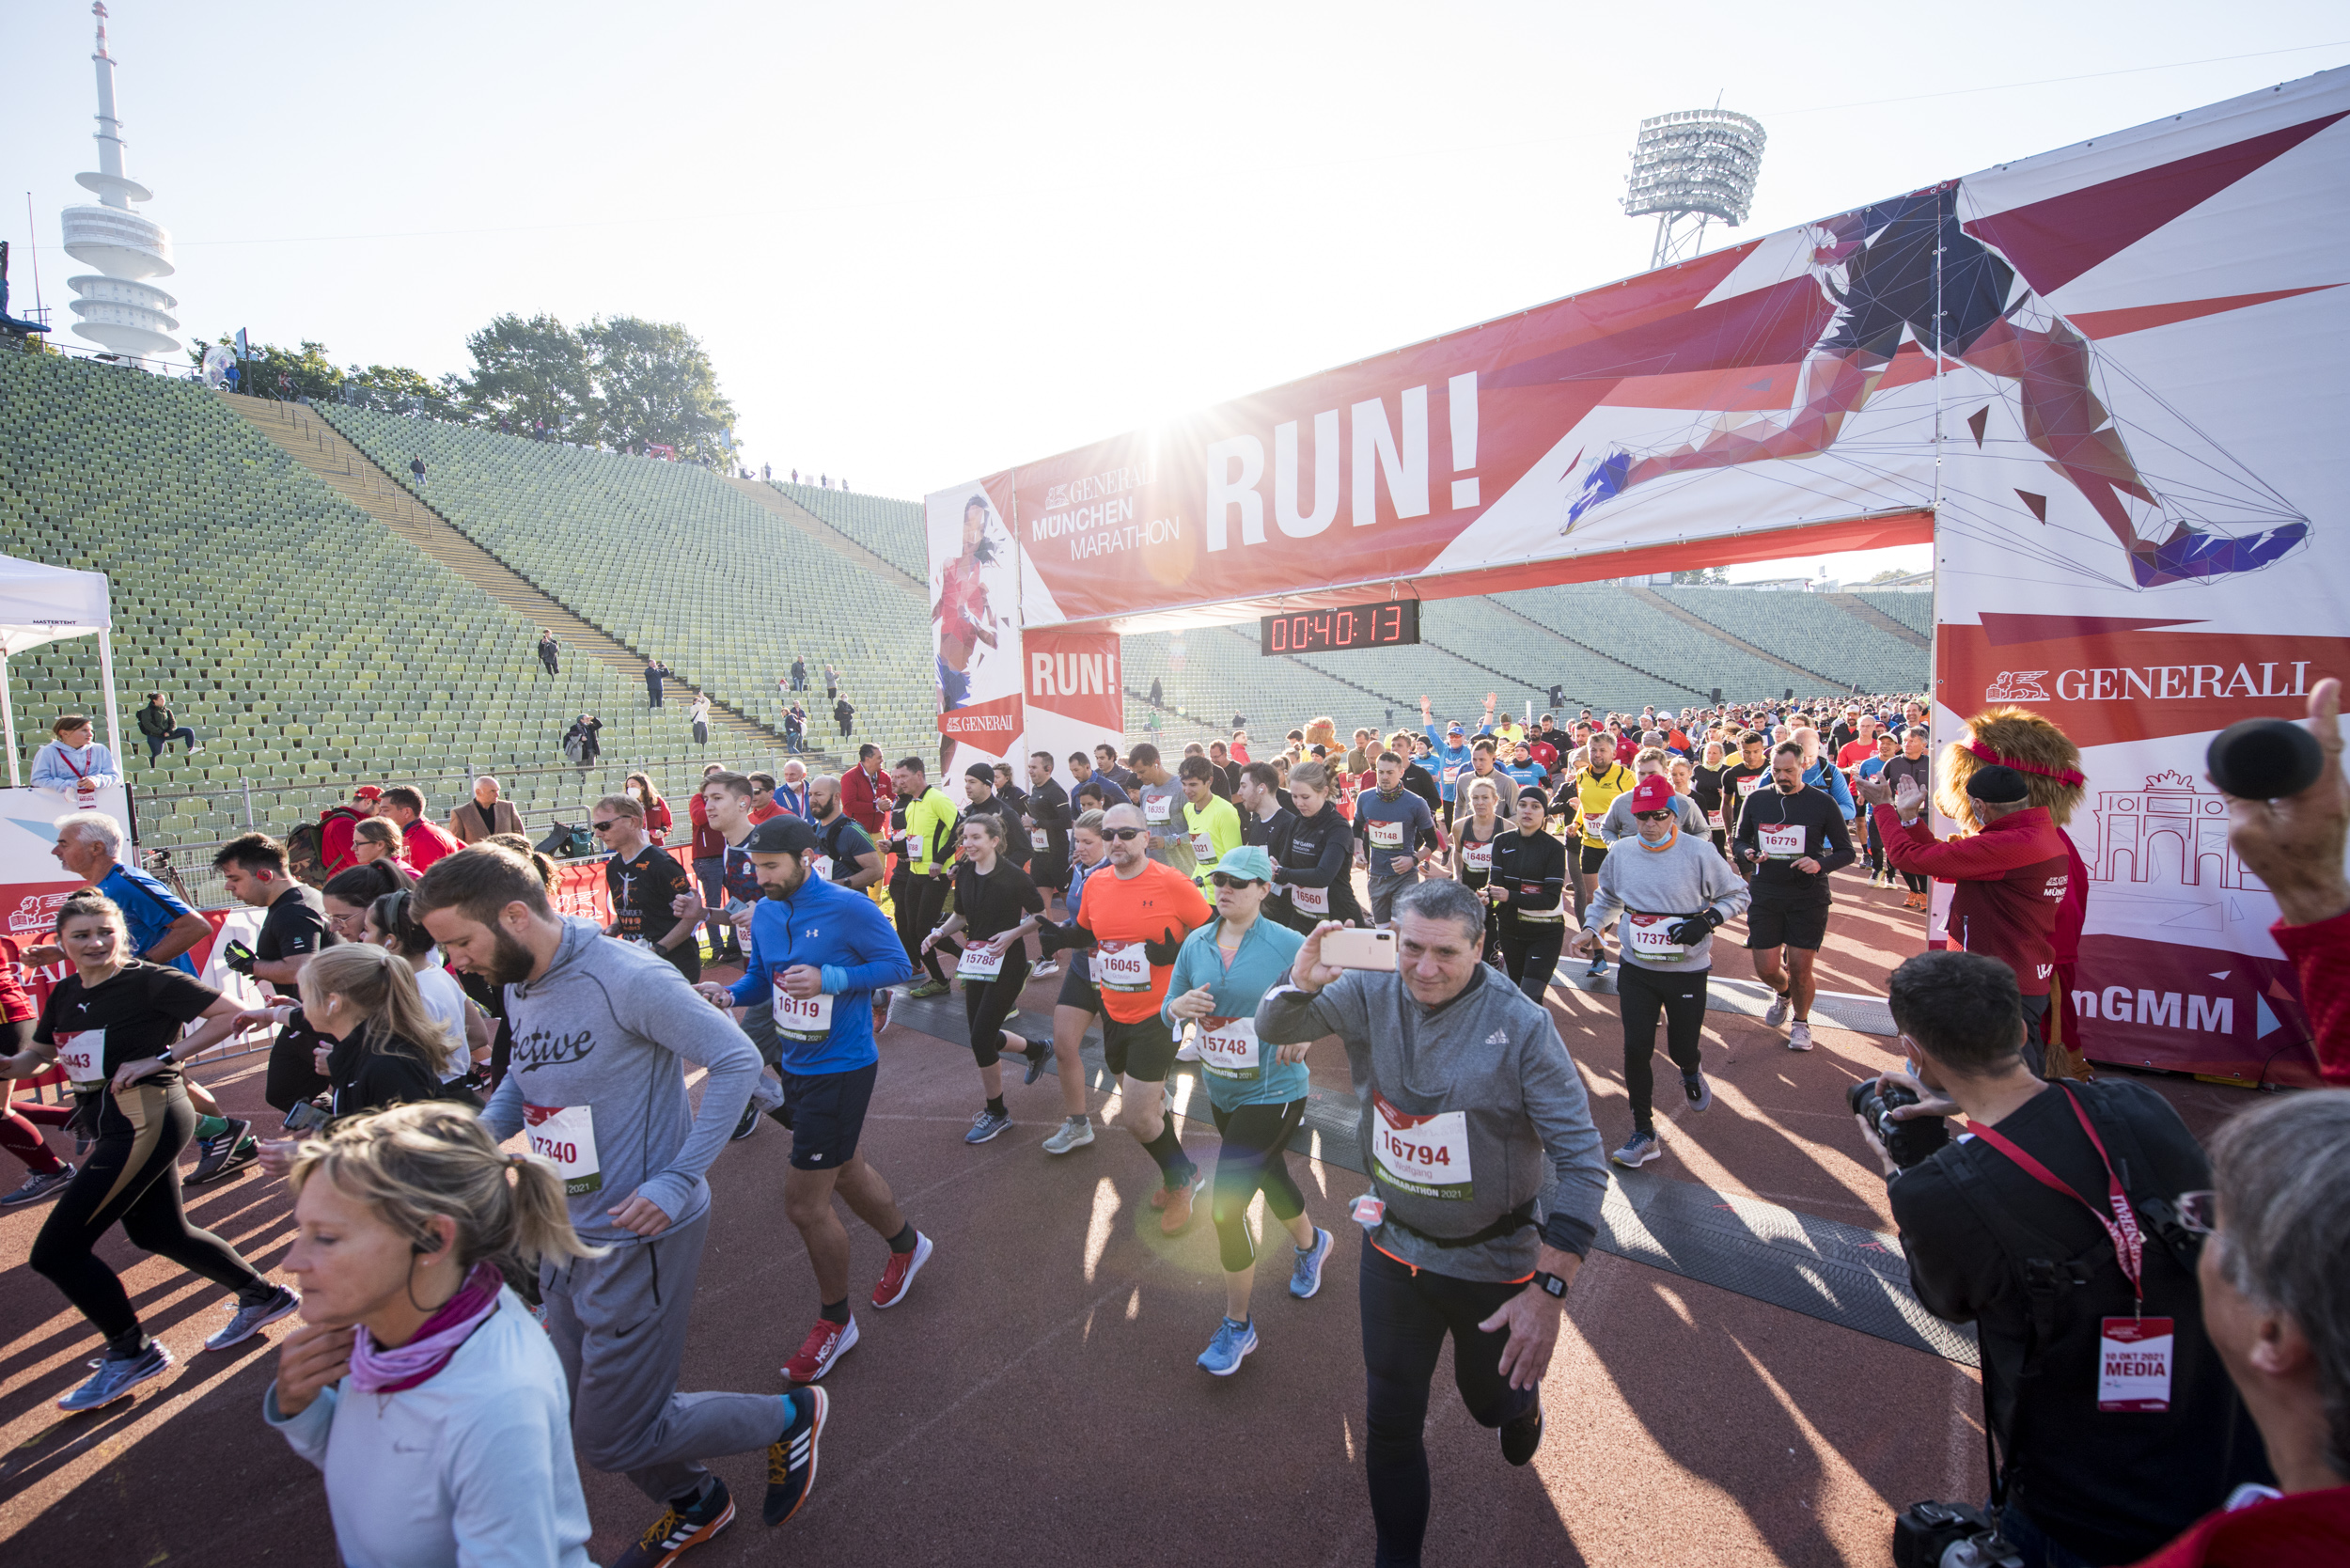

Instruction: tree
[343,362,462,418]
[584,315,736,462]
[189,335,344,400]
[1671,566,1729,585]
[453,313,597,438]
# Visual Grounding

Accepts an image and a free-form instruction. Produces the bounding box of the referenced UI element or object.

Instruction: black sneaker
[1023,1041,1050,1086]
[611,1479,735,1568]
[730,1101,762,1141]
[764,1386,828,1527]
[186,1123,257,1186]
[1683,1072,1713,1114]
[1501,1400,1544,1466]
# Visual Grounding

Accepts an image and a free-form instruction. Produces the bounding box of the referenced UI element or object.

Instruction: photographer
[1861,950,2265,1566]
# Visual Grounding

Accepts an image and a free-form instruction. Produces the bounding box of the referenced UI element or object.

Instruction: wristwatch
[153,1047,178,1067]
[1531,1270,1567,1300]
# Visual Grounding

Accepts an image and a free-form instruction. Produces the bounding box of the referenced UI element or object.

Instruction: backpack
[286,818,330,886]
[538,822,597,859]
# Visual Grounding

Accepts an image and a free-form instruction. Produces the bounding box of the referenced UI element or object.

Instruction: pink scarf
[349,1262,504,1393]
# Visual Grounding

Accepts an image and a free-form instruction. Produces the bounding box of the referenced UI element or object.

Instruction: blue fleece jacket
[1804,759,1856,815]
[728,874,913,1074]
[1422,729,1475,800]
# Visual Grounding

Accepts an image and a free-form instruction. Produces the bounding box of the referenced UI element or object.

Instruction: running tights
[1497,926,1564,1005]
[1207,1098,1308,1274]
[1359,1240,1536,1568]
[892,874,951,984]
[2,1101,65,1173]
[1617,962,1709,1134]
[960,956,1032,1068]
[30,1084,273,1353]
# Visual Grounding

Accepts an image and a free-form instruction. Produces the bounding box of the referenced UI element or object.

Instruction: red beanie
[1630,776,1676,814]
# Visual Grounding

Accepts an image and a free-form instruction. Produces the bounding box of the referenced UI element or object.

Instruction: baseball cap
[1630,776,1677,814]
[352,785,384,801]
[1965,765,2030,804]
[1447,722,1465,735]
[744,816,821,855]
[1214,845,1275,884]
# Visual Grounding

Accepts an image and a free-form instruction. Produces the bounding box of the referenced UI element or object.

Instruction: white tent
[0,555,119,789]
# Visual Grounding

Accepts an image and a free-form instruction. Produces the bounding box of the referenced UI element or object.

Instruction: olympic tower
[60,3,180,357]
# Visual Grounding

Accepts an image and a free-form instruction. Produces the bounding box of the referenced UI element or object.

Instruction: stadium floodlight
[1622,108,1766,271]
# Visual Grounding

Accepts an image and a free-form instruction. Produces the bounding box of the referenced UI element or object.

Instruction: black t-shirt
[817,816,878,881]
[1720,761,1772,818]
[326,1031,450,1118]
[257,884,336,964]
[1731,784,1856,900]
[37,962,222,1124]
[1025,778,1073,866]
[605,845,694,943]
[1691,764,1729,815]
[951,858,1043,942]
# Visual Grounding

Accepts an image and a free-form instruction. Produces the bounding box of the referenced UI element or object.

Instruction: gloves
[1143,926,1185,966]
[1664,909,1724,947]
[223,939,258,977]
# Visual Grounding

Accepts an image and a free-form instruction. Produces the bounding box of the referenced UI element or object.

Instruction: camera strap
[1966,1085,2146,1308]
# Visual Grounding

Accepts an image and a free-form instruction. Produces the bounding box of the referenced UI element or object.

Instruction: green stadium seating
[1652,587,1925,693]
[1855,590,1934,637]
[769,481,927,580]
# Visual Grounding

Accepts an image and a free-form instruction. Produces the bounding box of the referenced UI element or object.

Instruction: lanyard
[57,746,89,780]
[1967,1085,2148,1307]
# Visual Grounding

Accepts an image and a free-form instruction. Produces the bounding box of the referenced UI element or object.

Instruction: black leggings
[892,874,951,983]
[30,1083,272,1353]
[961,954,1033,1068]
[1207,1098,1308,1274]
[1359,1239,1536,1567]
[1497,923,1564,1005]
[1617,961,1710,1134]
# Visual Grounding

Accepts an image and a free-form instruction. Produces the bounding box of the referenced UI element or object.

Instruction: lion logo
[1985,670,2050,701]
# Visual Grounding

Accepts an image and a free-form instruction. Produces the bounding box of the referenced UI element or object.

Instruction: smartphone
[1320,927,1399,972]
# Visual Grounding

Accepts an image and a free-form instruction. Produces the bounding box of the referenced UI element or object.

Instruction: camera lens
[2206,717,2323,800]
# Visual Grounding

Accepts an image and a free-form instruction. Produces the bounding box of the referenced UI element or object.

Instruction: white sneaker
[1042,1116,1095,1155]
[1762,991,1792,1028]
[1174,1035,1201,1063]
[1787,1020,1815,1052]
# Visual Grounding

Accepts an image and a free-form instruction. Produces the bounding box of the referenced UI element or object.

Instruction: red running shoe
[870,1231,933,1309]
[780,1315,858,1384]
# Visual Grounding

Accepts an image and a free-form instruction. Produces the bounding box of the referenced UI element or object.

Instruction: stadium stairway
[720,475,927,594]
[219,394,797,761]
[1623,585,1837,692]
[1825,592,1931,649]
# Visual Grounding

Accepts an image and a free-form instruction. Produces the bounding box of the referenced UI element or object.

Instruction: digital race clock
[1259,602,1420,654]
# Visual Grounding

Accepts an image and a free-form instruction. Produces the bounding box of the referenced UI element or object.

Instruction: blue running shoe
[57,1342,175,1412]
[1290,1226,1334,1300]
[1610,1130,1661,1169]
[1564,449,1632,531]
[1198,1316,1258,1377]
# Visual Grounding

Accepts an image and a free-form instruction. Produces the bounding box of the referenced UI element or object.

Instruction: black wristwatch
[1531,1270,1567,1300]
[153,1047,178,1067]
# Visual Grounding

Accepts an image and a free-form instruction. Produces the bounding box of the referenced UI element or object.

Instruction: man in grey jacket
[1258,879,1606,1568]
[415,846,822,1562]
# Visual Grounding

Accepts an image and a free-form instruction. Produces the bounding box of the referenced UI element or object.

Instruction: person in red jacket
[840,745,891,838]
[685,761,735,962]
[1859,762,2071,1071]
[378,786,462,872]
[317,785,382,878]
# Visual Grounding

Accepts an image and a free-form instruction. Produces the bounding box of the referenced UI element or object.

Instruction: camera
[1892,1500,2021,1568]
[1848,1075,1950,1170]
[2206,716,2322,800]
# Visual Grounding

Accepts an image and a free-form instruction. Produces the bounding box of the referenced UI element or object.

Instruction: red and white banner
[936,71,2350,1079]
[925,480,1025,773]
[1022,628,1124,804]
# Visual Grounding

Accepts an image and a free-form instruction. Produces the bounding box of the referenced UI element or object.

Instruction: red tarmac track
[0,867,2245,1566]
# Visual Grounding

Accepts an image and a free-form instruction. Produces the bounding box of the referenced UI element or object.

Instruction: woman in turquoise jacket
[1161,845,1333,1376]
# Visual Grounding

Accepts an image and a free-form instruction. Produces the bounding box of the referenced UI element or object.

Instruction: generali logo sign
[1991,661,2313,704]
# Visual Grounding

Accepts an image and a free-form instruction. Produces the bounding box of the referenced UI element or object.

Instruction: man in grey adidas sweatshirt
[1573,775,1750,1168]
[1257,878,1604,1564]
[417,855,798,1541]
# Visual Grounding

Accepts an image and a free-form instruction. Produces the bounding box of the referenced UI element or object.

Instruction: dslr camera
[1892,1500,2021,1568]
[1848,1075,1950,1171]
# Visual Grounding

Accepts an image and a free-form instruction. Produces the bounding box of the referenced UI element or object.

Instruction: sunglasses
[1209,873,1263,889]
[1633,808,1674,822]
[1102,827,1145,841]
[592,820,619,833]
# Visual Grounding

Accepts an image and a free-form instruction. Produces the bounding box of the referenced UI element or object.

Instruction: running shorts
[1579,842,1608,876]
[1744,896,1830,952]
[780,1061,878,1171]
[1100,1013,1179,1084]
[1056,961,1103,1014]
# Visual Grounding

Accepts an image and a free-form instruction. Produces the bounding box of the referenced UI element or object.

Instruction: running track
[0,870,2246,1566]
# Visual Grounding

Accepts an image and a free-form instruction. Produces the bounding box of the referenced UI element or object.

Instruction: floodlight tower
[1621,107,1765,271]
[60,3,180,357]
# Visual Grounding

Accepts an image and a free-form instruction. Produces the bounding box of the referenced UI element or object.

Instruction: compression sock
[985,1095,1007,1119]
[820,1298,851,1325]
[1140,1120,1191,1184]
[885,1222,918,1255]
[194,1115,230,1140]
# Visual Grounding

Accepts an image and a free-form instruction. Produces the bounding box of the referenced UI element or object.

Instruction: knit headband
[1966,739,2085,788]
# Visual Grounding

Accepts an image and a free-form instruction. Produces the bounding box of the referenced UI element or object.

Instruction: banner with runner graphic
[925,479,1024,775]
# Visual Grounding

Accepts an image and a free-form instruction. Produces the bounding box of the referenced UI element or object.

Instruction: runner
[1258,881,1606,1567]
[267,1104,601,1566]
[1418,696,1474,810]
[0,929,77,1208]
[1161,846,1330,1375]
[688,762,737,963]
[415,846,822,1563]
[10,890,300,1412]
[1853,731,1901,886]
[1594,745,1711,843]
[1731,741,1856,1052]
[1178,755,1245,885]
[1038,810,1112,1154]
[1451,776,1508,962]
[695,816,928,1386]
[1718,731,1774,877]
[1355,751,1439,926]
[1269,761,1366,933]
[1882,726,1935,909]
[1566,733,1638,969]
[1571,776,1751,1168]
[1691,740,1731,857]
[887,758,959,999]
[1066,751,1128,809]
[596,794,702,982]
[1125,744,1193,876]
[921,813,1049,1143]
[204,831,341,1183]
[1487,786,1570,1003]
[1022,750,1073,911]
[807,775,885,890]
[1035,802,1213,1232]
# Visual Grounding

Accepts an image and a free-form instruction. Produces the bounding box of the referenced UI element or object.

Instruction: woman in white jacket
[266,1102,602,1568]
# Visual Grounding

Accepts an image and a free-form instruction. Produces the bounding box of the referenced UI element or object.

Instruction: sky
[8,2,2345,585]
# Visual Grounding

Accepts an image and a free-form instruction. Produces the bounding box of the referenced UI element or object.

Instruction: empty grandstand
[1652,584,1927,693]
[770,478,928,580]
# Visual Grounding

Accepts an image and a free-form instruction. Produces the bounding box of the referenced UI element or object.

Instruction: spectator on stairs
[536,630,560,677]
[562,714,602,769]
[689,693,712,747]
[136,694,200,762]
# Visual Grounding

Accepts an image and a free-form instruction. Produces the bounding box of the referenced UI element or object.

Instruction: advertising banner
[1022,628,1125,806]
[938,70,2349,1081]
[926,481,1025,775]
[0,783,132,951]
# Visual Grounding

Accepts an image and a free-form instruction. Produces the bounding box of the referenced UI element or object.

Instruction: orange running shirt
[1073,859,1212,1024]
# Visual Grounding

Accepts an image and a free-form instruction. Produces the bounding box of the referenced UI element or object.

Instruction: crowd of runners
[3,681,2346,1568]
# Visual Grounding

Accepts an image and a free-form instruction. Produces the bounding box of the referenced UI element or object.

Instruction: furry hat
[1939,707,2086,828]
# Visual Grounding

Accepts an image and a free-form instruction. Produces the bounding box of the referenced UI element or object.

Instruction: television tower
[60,3,180,357]
[1622,107,1766,270]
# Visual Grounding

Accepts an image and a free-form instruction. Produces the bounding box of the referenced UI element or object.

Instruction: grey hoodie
[485,917,760,1245]
[1582,827,1750,971]
[1258,964,1606,1281]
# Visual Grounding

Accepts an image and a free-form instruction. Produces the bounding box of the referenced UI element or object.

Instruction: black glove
[1143,926,1185,965]
[1664,909,1724,946]
[223,939,258,977]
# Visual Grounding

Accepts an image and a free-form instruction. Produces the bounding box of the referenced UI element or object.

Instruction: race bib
[1462,840,1493,873]
[1030,829,1049,852]
[810,854,835,883]
[1371,1093,1473,1200]
[773,981,836,1043]
[1705,809,1724,831]
[1737,775,1762,797]
[1290,882,1330,916]
[1758,823,1808,860]
[1191,831,1217,866]
[54,1028,105,1090]
[524,1104,603,1195]
[1368,820,1404,849]
[1144,794,1172,823]
[1625,914,1686,961]
[2099,1317,2174,1412]
[1514,891,1565,923]
[956,944,1007,980]
[1093,940,1152,992]
[1197,1014,1260,1080]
